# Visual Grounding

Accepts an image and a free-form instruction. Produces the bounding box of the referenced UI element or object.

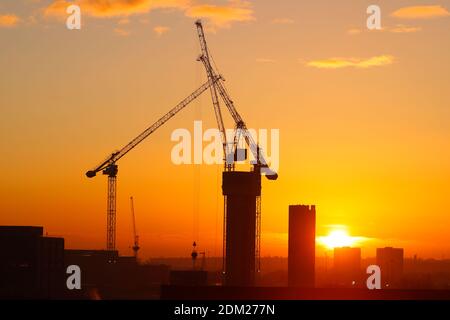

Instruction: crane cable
[193,42,202,248]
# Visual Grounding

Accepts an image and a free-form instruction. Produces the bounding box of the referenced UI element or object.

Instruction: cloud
[347,28,362,35]
[389,25,422,33]
[271,18,294,25]
[0,14,20,28]
[43,0,71,19]
[185,0,254,29]
[392,5,450,19]
[45,0,190,18]
[306,55,395,69]
[153,25,170,36]
[348,25,421,35]
[44,0,254,29]
[114,27,130,36]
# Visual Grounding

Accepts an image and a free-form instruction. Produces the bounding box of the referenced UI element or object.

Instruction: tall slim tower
[288,205,316,287]
[222,171,261,287]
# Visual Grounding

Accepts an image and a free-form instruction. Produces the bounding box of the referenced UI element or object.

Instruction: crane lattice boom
[195,20,278,179]
[86,75,221,178]
[86,75,221,251]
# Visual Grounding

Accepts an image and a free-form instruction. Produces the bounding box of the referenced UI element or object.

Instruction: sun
[317,229,358,250]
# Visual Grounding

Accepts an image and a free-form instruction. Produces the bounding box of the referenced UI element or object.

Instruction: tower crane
[195,20,278,278]
[86,75,221,251]
[130,196,139,258]
[195,20,278,179]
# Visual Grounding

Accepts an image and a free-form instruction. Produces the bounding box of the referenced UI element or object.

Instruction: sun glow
[317,229,361,249]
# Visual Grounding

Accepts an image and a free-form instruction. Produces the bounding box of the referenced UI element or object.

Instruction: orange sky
[1,0,450,259]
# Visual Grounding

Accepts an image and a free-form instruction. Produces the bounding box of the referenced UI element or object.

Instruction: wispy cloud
[153,25,170,36]
[306,55,395,69]
[114,27,130,37]
[45,0,190,18]
[392,5,450,19]
[389,25,422,33]
[0,14,20,28]
[271,18,294,25]
[347,28,362,35]
[44,0,254,30]
[44,0,72,19]
[185,0,254,30]
[347,25,421,35]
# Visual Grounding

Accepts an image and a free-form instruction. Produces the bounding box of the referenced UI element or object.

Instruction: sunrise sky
[1,0,450,259]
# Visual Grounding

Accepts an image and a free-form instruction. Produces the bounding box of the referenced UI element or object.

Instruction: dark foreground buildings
[2,224,450,300]
[65,250,169,299]
[0,225,169,299]
[288,205,316,288]
[169,270,208,286]
[0,226,65,299]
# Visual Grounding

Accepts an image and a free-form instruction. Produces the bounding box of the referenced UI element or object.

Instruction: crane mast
[195,21,228,167]
[86,75,221,251]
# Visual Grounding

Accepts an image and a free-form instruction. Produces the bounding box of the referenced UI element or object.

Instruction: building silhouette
[222,171,261,287]
[169,271,208,286]
[333,247,362,287]
[65,249,169,299]
[376,247,404,288]
[0,226,64,299]
[288,205,316,288]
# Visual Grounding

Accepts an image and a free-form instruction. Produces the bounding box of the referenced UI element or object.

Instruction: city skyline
[1,0,450,260]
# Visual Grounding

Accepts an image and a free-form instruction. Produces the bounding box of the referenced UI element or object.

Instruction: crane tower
[86,76,221,251]
[195,20,278,286]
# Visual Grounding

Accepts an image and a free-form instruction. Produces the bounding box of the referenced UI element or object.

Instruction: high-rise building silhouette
[377,247,404,288]
[288,205,316,287]
[222,171,261,287]
[333,247,362,287]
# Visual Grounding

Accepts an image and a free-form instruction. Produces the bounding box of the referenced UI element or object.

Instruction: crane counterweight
[86,171,96,178]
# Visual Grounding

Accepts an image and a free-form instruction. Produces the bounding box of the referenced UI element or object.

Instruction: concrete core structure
[222,171,261,287]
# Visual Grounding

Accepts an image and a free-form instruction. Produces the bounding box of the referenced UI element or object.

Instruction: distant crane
[191,241,198,270]
[130,196,140,259]
[191,241,206,271]
[86,75,221,251]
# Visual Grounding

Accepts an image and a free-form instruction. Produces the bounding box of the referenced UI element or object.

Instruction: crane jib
[85,75,220,178]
